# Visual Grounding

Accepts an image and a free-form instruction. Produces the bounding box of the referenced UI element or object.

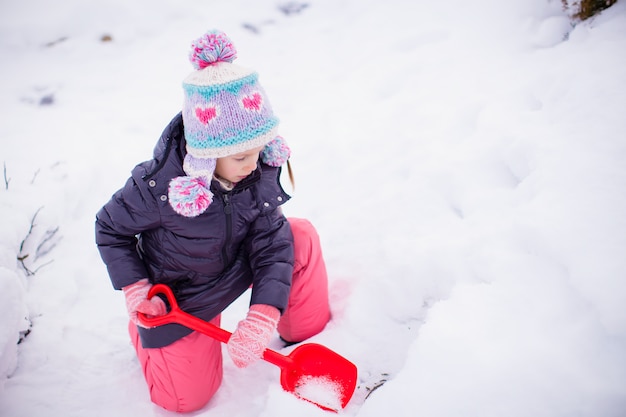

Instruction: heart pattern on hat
[242,92,263,111]
[195,106,219,124]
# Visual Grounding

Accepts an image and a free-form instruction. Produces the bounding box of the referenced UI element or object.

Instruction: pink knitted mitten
[122,278,167,328]
[227,304,280,368]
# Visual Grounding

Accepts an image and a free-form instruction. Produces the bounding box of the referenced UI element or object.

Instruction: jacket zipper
[221,193,233,267]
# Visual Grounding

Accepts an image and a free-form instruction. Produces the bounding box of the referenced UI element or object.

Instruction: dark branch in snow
[363,373,389,400]
[3,161,9,190]
[31,168,40,185]
[17,207,59,276]
[35,226,60,260]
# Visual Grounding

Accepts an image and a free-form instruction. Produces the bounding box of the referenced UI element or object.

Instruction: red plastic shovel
[138,284,357,412]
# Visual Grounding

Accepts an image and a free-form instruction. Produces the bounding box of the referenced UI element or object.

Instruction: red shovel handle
[138,284,293,369]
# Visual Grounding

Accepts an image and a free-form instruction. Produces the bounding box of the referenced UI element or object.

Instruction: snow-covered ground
[1,0,625,416]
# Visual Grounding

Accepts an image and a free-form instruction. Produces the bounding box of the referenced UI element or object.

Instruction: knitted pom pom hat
[169,30,290,217]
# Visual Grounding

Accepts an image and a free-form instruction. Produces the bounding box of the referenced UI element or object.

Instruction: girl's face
[214,145,264,184]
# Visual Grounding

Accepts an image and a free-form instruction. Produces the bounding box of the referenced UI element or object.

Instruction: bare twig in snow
[17,207,60,276]
[3,161,9,190]
[35,226,60,260]
[31,168,40,185]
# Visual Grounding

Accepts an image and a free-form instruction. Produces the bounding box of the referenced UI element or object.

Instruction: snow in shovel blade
[294,375,344,411]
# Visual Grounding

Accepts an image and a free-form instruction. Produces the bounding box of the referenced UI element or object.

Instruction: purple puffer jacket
[95,113,294,348]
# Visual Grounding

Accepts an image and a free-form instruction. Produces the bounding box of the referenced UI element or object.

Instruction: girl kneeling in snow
[95,30,330,413]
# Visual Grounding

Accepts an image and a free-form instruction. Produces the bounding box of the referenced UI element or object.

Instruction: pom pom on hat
[261,136,291,167]
[189,30,237,70]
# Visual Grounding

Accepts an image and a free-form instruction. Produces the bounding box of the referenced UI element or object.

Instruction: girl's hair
[286,160,295,190]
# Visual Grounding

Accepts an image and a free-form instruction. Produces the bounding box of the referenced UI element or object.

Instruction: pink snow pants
[128,217,331,413]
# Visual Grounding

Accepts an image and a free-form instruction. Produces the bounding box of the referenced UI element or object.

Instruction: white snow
[1,0,625,416]
[295,375,344,412]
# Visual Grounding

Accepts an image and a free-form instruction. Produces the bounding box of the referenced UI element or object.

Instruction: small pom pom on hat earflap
[168,155,216,217]
[260,136,291,167]
[168,176,214,218]
[189,30,237,70]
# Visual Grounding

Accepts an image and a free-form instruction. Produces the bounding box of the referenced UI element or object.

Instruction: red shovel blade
[272,343,358,411]
[139,284,357,412]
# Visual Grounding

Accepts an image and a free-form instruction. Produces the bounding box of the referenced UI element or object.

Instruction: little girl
[95,30,331,413]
